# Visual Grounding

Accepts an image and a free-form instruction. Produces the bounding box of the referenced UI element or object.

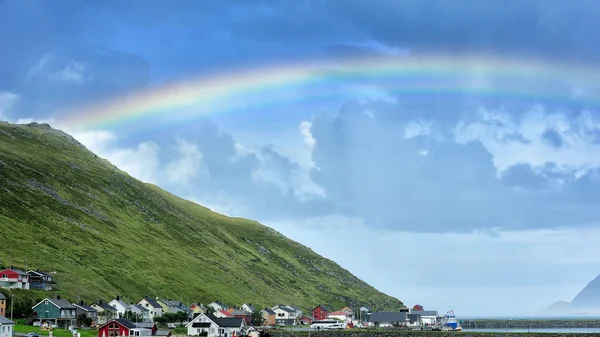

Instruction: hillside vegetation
[0,122,402,313]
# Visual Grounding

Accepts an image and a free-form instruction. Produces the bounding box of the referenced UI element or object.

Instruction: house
[286,306,302,319]
[407,314,421,328]
[329,310,352,322]
[229,309,252,325]
[185,313,245,337]
[91,301,117,324]
[368,312,408,327]
[156,299,187,314]
[0,316,15,337]
[409,310,438,325]
[240,304,255,314]
[311,305,329,321]
[110,298,130,319]
[0,293,5,317]
[260,308,275,326]
[97,319,139,337]
[32,298,77,328]
[298,317,312,325]
[137,298,163,321]
[26,270,55,291]
[272,306,296,326]
[358,306,371,322]
[0,269,29,290]
[134,322,157,335]
[208,301,228,312]
[190,303,206,314]
[73,301,98,325]
[128,304,151,323]
[214,310,232,318]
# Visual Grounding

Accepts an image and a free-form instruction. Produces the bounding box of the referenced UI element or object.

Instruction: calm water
[466,328,600,333]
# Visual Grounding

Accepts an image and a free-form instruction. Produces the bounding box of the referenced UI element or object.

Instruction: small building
[129,304,151,323]
[298,317,312,325]
[185,313,245,337]
[329,310,352,322]
[190,303,206,314]
[110,298,130,319]
[0,316,15,337]
[407,314,421,328]
[73,301,98,326]
[240,304,256,314]
[260,308,275,326]
[98,319,137,337]
[311,305,329,321]
[26,270,56,291]
[91,301,117,324]
[368,312,408,328]
[0,269,29,290]
[214,310,233,318]
[137,298,163,321]
[32,298,77,328]
[230,309,252,325]
[208,301,228,312]
[409,310,438,326]
[0,293,6,317]
[272,306,296,326]
[134,322,157,335]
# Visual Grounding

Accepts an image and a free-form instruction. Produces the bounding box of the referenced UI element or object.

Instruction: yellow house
[0,292,6,317]
[156,299,171,313]
[190,303,206,314]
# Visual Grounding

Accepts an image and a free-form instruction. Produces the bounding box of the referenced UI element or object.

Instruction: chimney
[81,301,84,305]
[99,300,103,305]
[57,295,61,299]
[117,296,120,301]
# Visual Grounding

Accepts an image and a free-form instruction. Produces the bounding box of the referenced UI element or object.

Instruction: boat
[441,309,462,331]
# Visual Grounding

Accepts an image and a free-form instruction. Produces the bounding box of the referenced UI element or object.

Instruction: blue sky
[3,0,600,316]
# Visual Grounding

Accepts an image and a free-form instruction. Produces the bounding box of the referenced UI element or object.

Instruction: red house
[299,317,313,325]
[0,269,30,289]
[312,305,329,321]
[98,319,137,337]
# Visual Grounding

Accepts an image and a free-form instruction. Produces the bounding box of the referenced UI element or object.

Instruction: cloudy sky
[3,0,600,317]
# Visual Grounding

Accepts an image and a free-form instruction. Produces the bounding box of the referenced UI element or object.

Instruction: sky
[2,0,600,317]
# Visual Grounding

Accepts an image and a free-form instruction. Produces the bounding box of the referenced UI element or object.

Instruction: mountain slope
[570,274,600,312]
[0,122,402,311]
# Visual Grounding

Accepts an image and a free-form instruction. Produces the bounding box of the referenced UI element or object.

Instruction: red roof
[330,310,352,316]
[218,310,233,317]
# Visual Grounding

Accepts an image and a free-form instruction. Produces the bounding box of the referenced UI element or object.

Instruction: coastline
[460,319,600,329]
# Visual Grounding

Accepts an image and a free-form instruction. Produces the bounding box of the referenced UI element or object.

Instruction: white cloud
[51,60,87,84]
[165,138,210,185]
[299,120,316,149]
[454,106,600,171]
[0,91,19,119]
[25,52,53,81]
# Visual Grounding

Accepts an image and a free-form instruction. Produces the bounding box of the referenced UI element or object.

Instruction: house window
[108,323,121,337]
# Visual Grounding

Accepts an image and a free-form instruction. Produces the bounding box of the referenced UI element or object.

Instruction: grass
[0,122,402,315]
[14,324,96,337]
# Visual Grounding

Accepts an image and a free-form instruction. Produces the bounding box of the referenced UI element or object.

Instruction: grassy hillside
[0,121,402,314]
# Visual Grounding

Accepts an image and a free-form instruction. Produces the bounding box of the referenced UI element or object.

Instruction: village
[1,267,448,337]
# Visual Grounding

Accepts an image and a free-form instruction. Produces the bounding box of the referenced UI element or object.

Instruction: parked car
[26,333,40,337]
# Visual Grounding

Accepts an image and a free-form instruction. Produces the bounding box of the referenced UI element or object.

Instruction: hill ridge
[0,122,402,314]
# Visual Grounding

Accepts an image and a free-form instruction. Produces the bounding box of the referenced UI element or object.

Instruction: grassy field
[13,324,96,337]
[0,122,402,314]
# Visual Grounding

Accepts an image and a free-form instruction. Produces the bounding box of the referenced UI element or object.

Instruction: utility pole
[10,291,14,321]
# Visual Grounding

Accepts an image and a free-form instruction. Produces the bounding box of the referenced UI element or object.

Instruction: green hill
[0,121,402,315]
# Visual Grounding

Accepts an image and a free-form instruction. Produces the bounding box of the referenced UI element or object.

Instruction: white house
[208,301,228,312]
[0,316,14,337]
[409,310,438,326]
[272,306,296,325]
[129,304,152,322]
[109,298,129,319]
[186,313,245,337]
[240,304,256,313]
[137,298,163,321]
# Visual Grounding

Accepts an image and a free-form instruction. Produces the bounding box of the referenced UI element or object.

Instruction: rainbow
[58,53,600,131]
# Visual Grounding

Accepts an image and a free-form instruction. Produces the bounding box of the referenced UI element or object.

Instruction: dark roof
[132,304,149,312]
[0,316,15,324]
[313,305,329,312]
[261,308,275,315]
[155,330,171,336]
[192,323,211,328]
[411,310,438,316]
[407,314,420,323]
[94,303,117,312]
[230,309,251,316]
[205,313,244,328]
[141,298,163,309]
[243,304,256,312]
[0,293,5,300]
[73,303,97,312]
[135,323,156,329]
[369,312,408,323]
[27,270,52,278]
[99,319,137,330]
[47,298,76,309]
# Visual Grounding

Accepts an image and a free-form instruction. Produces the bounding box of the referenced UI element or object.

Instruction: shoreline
[460,319,600,329]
